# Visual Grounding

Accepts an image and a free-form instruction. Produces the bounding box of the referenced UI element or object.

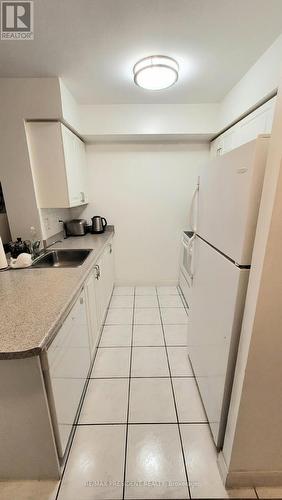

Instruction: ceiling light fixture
[133,55,179,91]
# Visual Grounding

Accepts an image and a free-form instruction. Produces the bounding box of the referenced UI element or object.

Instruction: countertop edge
[0,227,114,361]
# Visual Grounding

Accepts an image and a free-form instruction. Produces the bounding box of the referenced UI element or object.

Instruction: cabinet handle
[80,191,85,203]
[80,297,84,304]
[94,264,100,279]
[109,244,112,254]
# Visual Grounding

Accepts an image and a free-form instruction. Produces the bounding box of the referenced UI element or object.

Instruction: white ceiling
[1,0,282,104]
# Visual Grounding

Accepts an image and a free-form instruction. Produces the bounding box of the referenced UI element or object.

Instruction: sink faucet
[44,238,62,250]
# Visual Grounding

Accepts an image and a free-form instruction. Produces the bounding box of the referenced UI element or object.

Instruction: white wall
[0,78,217,243]
[73,143,209,284]
[0,78,63,240]
[79,103,218,140]
[40,208,71,241]
[59,80,81,132]
[58,79,219,140]
[219,34,282,130]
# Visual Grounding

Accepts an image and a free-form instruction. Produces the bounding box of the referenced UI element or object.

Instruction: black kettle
[91,216,107,234]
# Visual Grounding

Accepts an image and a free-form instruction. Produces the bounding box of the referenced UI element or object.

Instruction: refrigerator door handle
[188,240,195,281]
[189,177,200,233]
[183,237,196,281]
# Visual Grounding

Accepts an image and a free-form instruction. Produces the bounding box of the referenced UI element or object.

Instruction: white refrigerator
[188,136,269,448]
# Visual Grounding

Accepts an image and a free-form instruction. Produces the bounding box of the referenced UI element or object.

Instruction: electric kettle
[91,216,107,234]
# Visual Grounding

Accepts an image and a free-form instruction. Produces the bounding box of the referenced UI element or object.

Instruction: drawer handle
[94,264,100,279]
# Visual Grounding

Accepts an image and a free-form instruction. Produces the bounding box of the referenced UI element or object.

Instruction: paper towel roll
[0,236,8,269]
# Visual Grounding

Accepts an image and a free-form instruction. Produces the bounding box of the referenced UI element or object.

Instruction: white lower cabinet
[0,237,115,479]
[44,289,91,458]
[43,239,115,460]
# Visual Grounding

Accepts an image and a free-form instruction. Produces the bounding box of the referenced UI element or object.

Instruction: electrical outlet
[44,217,50,231]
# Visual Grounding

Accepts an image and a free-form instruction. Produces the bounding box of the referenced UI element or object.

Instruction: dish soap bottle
[30,226,41,258]
[0,236,8,270]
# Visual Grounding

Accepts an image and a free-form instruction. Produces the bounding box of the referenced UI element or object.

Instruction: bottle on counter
[8,237,31,258]
[0,236,8,269]
[30,226,41,258]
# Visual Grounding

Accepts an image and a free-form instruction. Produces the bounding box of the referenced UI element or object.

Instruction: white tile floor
[0,286,271,499]
[56,285,257,500]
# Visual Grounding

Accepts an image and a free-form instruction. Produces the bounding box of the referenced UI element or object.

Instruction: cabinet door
[61,124,88,207]
[103,241,114,308]
[77,138,88,204]
[210,96,276,158]
[238,96,276,146]
[221,124,239,154]
[85,271,99,357]
[26,121,70,208]
[94,241,115,332]
[46,290,91,458]
[210,136,224,158]
[94,254,107,332]
[26,121,88,209]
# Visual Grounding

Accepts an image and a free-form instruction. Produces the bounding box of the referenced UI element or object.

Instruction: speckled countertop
[0,227,114,360]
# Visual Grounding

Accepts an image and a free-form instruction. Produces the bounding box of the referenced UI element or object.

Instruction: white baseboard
[217,451,228,485]
[226,469,282,488]
[114,281,178,287]
[218,452,282,488]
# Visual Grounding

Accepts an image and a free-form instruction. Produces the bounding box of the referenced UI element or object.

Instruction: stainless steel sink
[32,249,92,268]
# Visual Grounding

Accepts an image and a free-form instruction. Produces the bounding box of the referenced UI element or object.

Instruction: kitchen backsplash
[70,204,94,223]
[40,208,71,240]
[40,205,96,241]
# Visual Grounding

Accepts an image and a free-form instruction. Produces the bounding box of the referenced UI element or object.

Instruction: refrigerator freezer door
[197,137,269,265]
[188,237,249,447]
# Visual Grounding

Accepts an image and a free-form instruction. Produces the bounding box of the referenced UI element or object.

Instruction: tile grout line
[89,375,195,379]
[96,344,188,349]
[122,286,136,500]
[76,421,208,426]
[97,285,116,349]
[178,285,189,314]
[54,359,93,499]
[156,290,192,500]
[254,487,260,499]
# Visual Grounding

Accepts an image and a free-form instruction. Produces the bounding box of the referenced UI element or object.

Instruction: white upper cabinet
[210,126,239,157]
[237,97,276,146]
[210,96,276,158]
[26,121,88,208]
